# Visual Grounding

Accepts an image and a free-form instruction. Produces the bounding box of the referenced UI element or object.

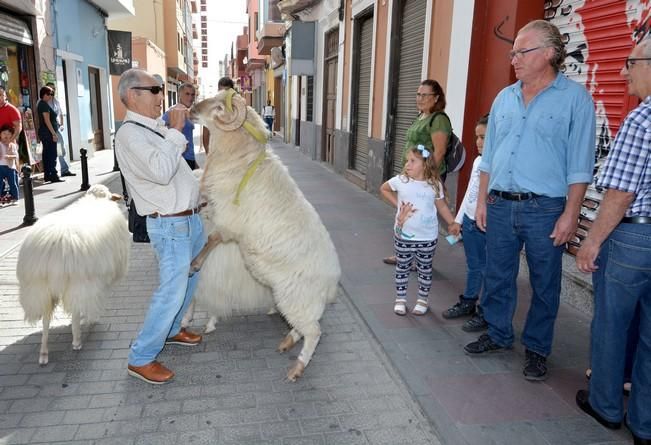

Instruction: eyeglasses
[625,57,651,70]
[508,46,544,60]
[131,85,164,95]
[416,93,436,98]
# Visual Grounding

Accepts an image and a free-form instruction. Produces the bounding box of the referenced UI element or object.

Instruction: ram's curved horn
[214,88,247,131]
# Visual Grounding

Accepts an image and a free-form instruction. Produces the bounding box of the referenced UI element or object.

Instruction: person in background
[442,114,489,332]
[115,68,205,385]
[0,86,22,144]
[380,144,460,316]
[0,124,19,204]
[45,82,75,177]
[202,77,235,154]
[463,20,595,382]
[382,79,451,266]
[263,99,275,133]
[574,38,651,445]
[163,82,197,170]
[36,86,64,183]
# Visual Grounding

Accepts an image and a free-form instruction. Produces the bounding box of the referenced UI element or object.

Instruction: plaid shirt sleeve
[597,104,651,194]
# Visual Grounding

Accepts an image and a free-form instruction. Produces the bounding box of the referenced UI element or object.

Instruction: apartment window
[269,0,281,22]
[201,35,207,42]
[202,62,208,68]
[202,55,208,61]
[200,0,205,4]
[201,22,207,29]
[201,5,206,11]
[306,76,314,122]
[202,48,207,55]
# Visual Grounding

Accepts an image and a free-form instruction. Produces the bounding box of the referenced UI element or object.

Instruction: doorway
[88,66,104,150]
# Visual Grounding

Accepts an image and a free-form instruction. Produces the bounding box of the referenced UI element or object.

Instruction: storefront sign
[108,30,132,75]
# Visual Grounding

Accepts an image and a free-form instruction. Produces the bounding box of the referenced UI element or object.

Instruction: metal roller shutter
[351,15,374,175]
[546,0,642,255]
[392,0,427,175]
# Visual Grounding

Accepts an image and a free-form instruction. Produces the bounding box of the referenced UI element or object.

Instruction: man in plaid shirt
[575,39,651,445]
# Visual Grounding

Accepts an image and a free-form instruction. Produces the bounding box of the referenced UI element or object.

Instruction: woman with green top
[383,79,451,265]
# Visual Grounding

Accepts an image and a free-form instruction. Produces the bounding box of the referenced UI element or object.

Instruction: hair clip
[416,144,430,159]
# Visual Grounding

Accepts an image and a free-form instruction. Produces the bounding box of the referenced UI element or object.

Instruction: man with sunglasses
[115,68,205,385]
[163,82,198,169]
[464,20,596,382]
[574,40,651,445]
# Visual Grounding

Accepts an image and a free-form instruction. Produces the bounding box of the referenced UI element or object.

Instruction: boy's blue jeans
[461,214,486,301]
[482,193,565,356]
[128,213,205,366]
[589,223,651,439]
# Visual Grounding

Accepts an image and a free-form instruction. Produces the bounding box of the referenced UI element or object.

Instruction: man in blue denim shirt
[575,39,651,445]
[464,20,596,381]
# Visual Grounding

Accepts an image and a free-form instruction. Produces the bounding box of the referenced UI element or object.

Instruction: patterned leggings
[394,236,437,301]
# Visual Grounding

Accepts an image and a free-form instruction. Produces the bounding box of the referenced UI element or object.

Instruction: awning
[0,10,33,46]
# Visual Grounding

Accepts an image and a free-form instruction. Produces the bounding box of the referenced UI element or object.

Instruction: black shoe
[634,434,651,445]
[523,349,548,381]
[464,333,510,355]
[575,390,621,429]
[49,177,65,183]
[61,171,76,177]
[442,295,476,319]
[462,312,488,332]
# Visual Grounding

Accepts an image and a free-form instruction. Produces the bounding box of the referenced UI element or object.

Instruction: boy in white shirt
[0,124,19,204]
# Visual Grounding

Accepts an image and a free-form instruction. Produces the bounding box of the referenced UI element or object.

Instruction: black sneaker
[575,389,621,429]
[61,171,77,177]
[462,312,488,332]
[464,334,510,355]
[442,295,476,319]
[523,349,548,381]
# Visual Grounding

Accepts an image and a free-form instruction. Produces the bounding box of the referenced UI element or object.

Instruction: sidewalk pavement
[0,139,633,444]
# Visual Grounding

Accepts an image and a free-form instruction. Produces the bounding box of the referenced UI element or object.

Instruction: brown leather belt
[149,202,207,218]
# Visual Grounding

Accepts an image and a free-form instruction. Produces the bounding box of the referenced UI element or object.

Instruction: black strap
[122,120,165,139]
[427,111,452,130]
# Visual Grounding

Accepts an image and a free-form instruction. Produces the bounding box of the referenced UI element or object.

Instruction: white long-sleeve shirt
[455,156,482,224]
[115,110,199,216]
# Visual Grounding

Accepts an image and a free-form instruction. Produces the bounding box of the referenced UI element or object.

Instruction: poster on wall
[108,30,132,75]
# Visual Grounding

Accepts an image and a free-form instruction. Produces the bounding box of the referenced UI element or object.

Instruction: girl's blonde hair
[401,145,442,195]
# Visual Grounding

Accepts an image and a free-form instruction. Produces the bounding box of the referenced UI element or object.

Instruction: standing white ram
[17,184,131,365]
[188,89,341,381]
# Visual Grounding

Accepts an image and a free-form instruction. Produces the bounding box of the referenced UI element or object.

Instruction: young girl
[442,115,488,331]
[0,124,19,204]
[380,144,460,316]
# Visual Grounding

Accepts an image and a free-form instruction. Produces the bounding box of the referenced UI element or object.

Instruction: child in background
[0,124,19,204]
[380,144,460,316]
[442,114,488,331]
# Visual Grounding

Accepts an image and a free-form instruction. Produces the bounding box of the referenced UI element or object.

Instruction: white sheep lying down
[187,89,341,381]
[17,184,130,365]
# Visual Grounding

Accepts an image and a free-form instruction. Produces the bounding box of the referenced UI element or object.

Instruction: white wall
[445,0,475,132]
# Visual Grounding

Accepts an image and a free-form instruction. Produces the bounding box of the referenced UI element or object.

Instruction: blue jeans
[264,117,273,131]
[462,214,486,301]
[128,213,206,366]
[589,223,651,439]
[482,193,565,356]
[0,165,19,199]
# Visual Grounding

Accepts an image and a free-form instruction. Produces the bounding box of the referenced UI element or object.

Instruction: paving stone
[62,407,106,424]
[134,432,179,445]
[178,428,218,445]
[219,423,261,443]
[0,427,36,444]
[30,424,78,443]
[283,435,326,445]
[324,430,369,445]
[260,420,302,439]
[19,410,65,427]
[300,416,342,435]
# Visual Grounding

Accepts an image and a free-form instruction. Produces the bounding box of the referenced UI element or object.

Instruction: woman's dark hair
[39,86,54,100]
[420,79,446,113]
[218,77,234,89]
[476,113,489,127]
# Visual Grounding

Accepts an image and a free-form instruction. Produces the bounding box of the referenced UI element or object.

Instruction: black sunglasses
[131,85,164,94]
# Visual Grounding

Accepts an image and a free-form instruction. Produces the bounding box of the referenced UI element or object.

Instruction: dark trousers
[39,129,59,179]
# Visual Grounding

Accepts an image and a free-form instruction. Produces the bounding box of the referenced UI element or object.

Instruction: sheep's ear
[213,91,247,131]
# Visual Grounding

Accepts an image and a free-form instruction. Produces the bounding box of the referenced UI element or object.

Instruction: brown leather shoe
[165,328,202,346]
[127,361,174,384]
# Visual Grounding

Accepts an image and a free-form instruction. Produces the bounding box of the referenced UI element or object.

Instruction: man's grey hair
[519,20,567,72]
[178,82,195,93]
[118,68,147,106]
